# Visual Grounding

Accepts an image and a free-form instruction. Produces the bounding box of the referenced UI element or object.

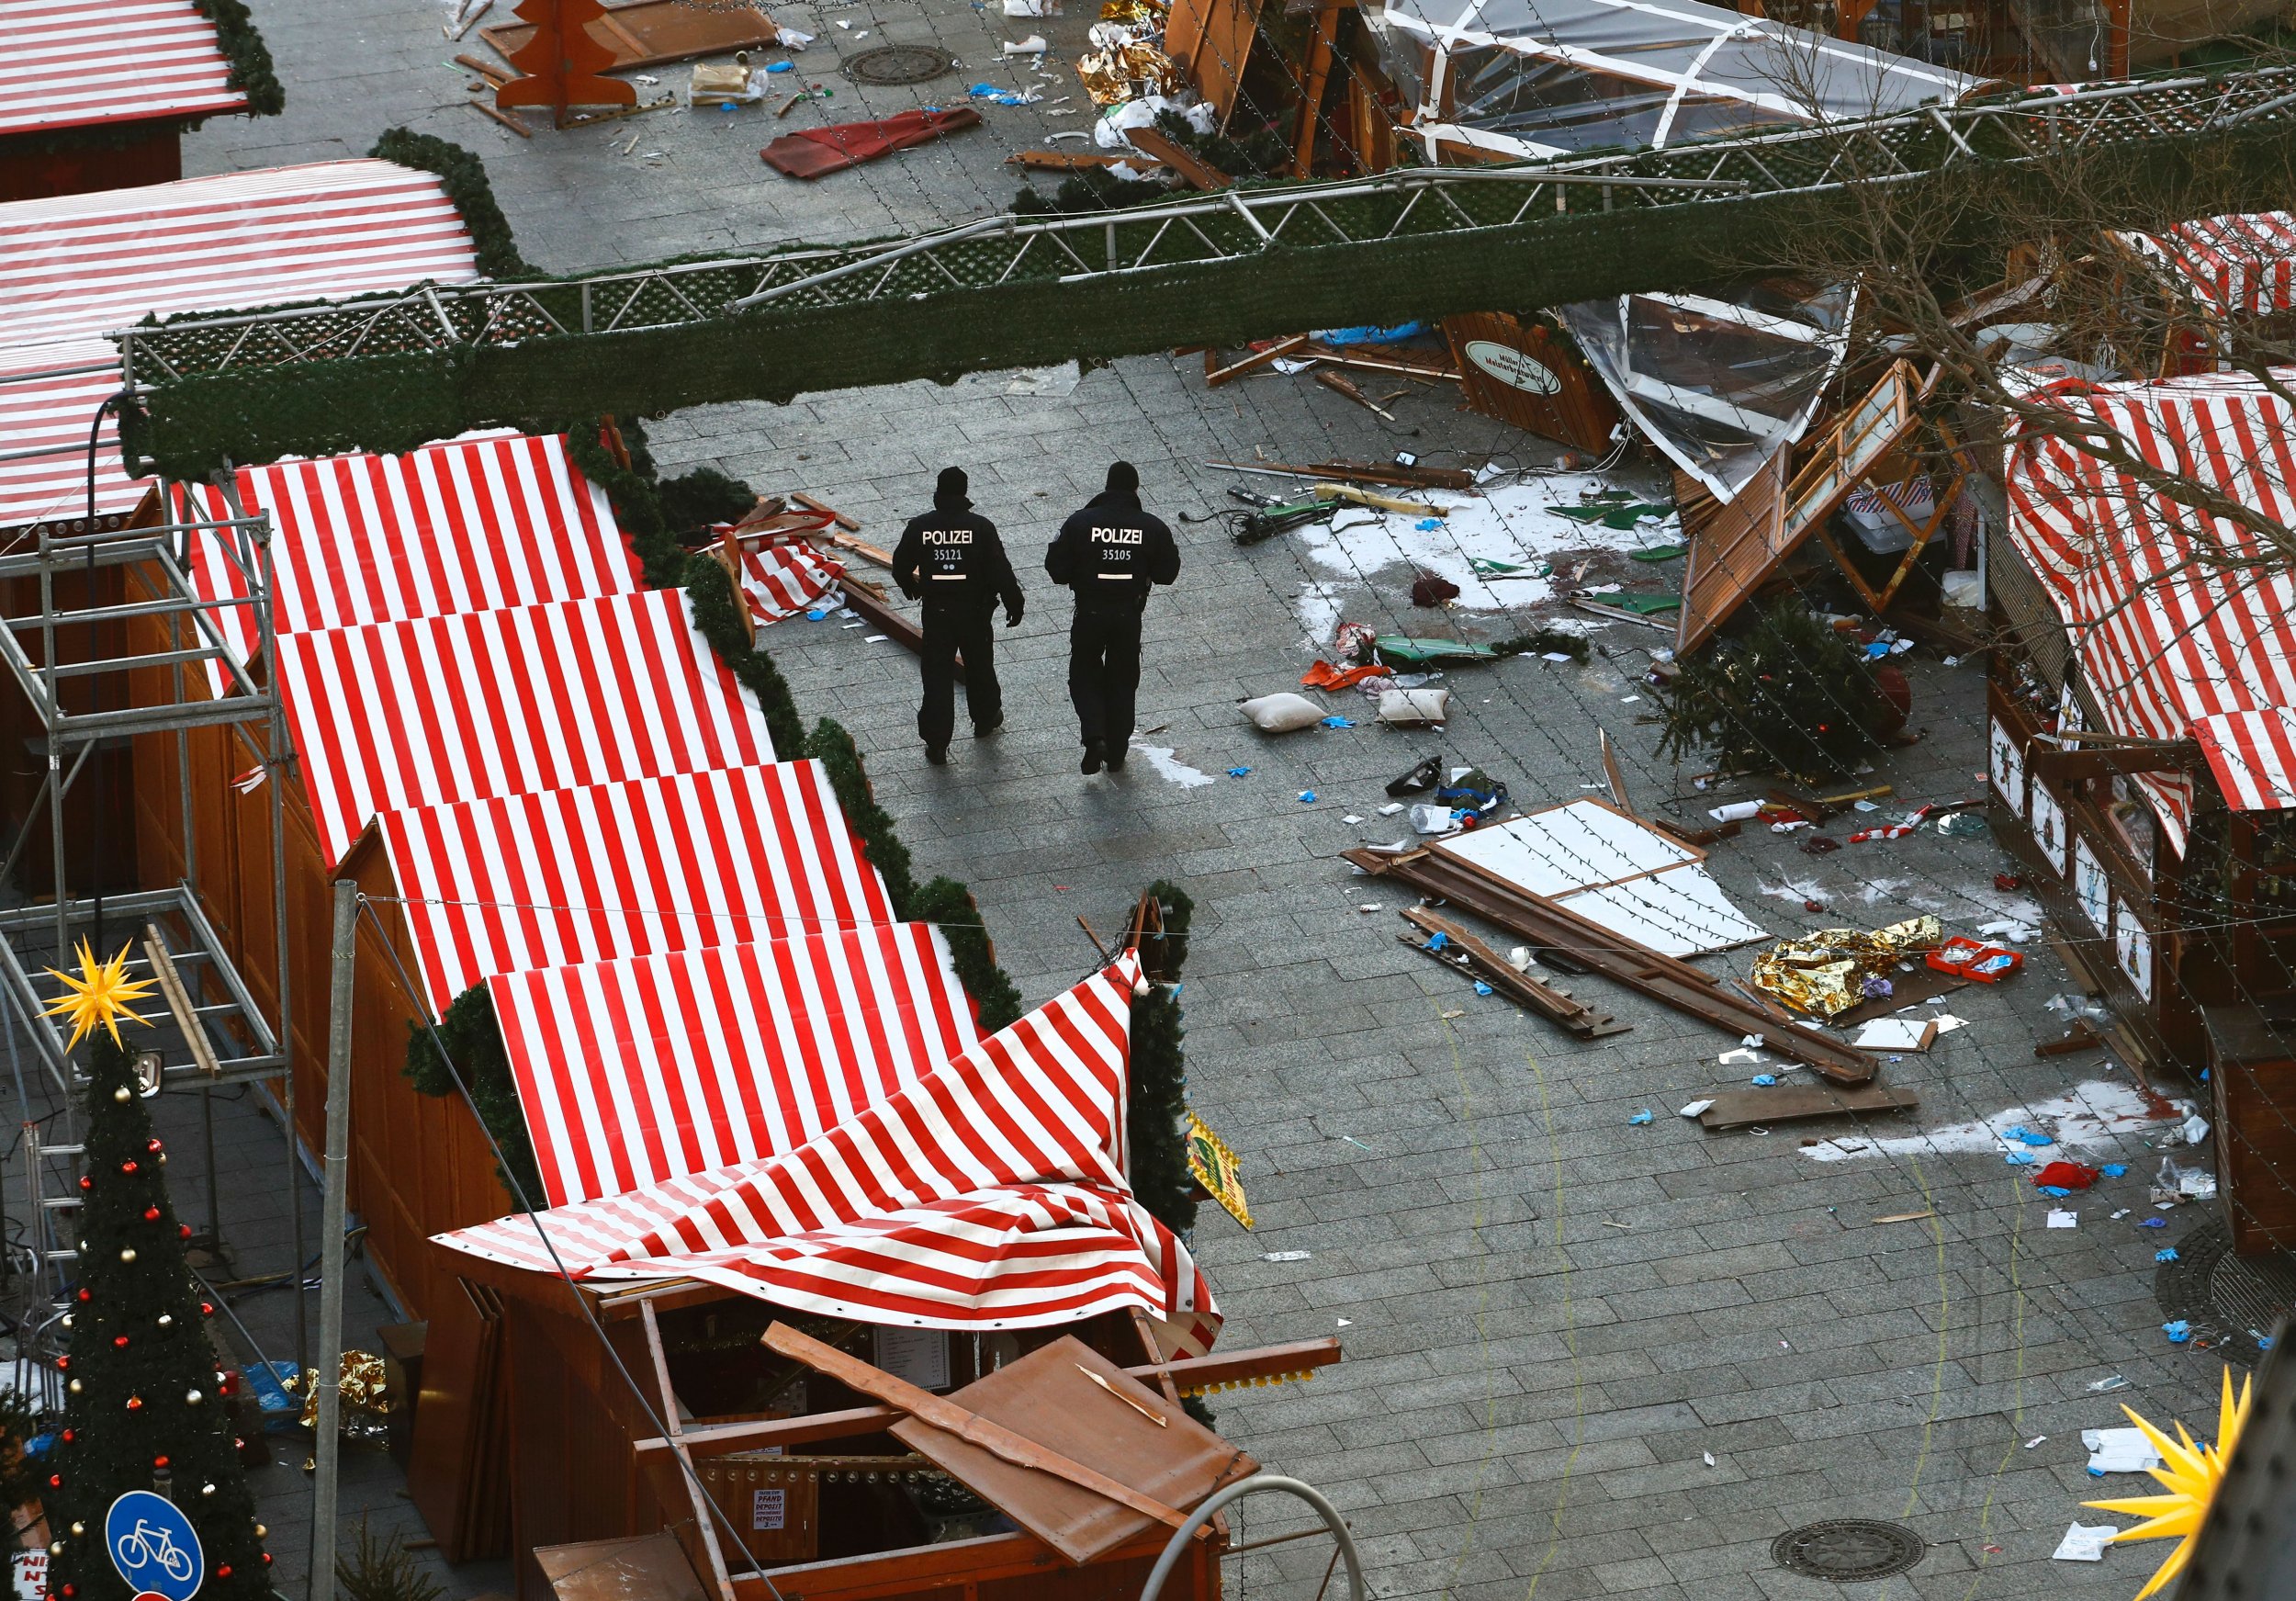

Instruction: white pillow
[1240,693,1326,733]
[1377,687,1451,726]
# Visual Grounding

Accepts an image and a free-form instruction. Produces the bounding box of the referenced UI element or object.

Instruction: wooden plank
[645,1302,739,1601]
[1292,3,1341,176]
[1400,908,1626,1039]
[1203,336,1309,388]
[481,0,779,72]
[1007,149,1162,172]
[1345,846,1878,1083]
[2030,741,2204,782]
[792,492,861,532]
[636,1336,1342,1459]
[1697,1082,1919,1130]
[1307,458,1476,491]
[761,1325,1190,1558]
[1126,127,1231,190]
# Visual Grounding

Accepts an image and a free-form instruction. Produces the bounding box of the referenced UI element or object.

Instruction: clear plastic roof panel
[1380,0,1975,160]
[1559,281,1852,501]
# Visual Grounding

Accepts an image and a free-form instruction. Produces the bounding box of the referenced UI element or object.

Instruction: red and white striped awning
[2006,371,2296,847]
[0,0,246,136]
[180,434,640,670]
[279,590,776,867]
[0,161,478,531]
[2121,211,2296,319]
[436,955,1221,1352]
[381,761,894,1011]
[739,541,847,626]
[490,926,980,1209]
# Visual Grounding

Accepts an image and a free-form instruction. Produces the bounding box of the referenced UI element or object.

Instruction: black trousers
[1067,605,1143,750]
[917,603,1000,748]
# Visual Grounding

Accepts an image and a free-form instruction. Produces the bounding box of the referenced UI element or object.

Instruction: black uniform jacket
[1043,490,1180,613]
[893,496,1023,614]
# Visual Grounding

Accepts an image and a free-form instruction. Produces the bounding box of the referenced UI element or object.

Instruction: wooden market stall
[1991,368,2296,1254]
[0,0,269,202]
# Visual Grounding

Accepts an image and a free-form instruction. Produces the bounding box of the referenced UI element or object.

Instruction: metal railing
[109,63,2296,392]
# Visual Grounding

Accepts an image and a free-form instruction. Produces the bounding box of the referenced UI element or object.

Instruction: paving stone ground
[122,5,2257,1596]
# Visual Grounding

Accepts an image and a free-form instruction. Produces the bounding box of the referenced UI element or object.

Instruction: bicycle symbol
[114,1521,195,1585]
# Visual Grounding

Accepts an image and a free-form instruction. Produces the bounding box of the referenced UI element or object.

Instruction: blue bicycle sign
[103,1492,203,1601]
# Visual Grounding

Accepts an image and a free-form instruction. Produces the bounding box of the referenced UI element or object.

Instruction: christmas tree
[41,943,271,1601]
[1655,598,1897,784]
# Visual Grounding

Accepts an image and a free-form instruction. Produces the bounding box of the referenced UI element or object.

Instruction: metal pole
[1138,1476,1364,1601]
[308,879,357,1601]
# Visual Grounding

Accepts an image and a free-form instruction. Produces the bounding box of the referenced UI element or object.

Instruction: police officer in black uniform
[1044,461,1179,774]
[893,467,1023,765]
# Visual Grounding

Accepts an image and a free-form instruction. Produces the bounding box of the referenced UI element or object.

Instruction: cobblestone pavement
[153,4,2244,1597]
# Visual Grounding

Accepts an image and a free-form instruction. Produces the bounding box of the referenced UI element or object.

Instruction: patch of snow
[1131,744,1215,788]
[1291,473,1680,613]
[1296,581,1345,644]
[1801,1079,2193,1163]
[1757,874,1830,904]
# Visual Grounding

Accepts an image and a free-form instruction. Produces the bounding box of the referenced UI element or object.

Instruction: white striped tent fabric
[741,542,848,625]
[0,0,244,135]
[487,926,980,1208]
[437,956,1222,1352]
[179,434,640,671]
[0,162,478,530]
[2120,211,2296,319]
[379,761,894,1011]
[277,590,776,867]
[2005,370,2296,849]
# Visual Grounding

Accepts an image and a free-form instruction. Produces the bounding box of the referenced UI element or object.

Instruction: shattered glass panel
[1559,282,1851,502]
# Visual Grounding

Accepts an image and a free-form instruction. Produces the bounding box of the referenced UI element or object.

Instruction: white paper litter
[2183,1113,2212,1145]
[1378,801,1405,816]
[2052,1523,2118,1562]
[2047,1209,2079,1228]
[1719,1048,1761,1065]
[2083,1427,2165,1474]
[1261,1250,1312,1262]
[1679,1099,1715,1118]
[1003,33,1047,51]
[779,27,814,47]
[1852,1017,1933,1052]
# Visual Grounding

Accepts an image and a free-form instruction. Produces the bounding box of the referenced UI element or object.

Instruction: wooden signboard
[1442,313,1618,452]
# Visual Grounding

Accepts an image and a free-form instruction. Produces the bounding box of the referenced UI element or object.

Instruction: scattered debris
[2052,1524,2118,1562]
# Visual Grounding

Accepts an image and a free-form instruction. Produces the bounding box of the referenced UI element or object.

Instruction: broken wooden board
[1125,126,1231,189]
[1697,1082,1919,1131]
[1830,961,1971,1027]
[1345,845,1876,1083]
[1401,908,1626,1039]
[483,0,777,73]
[1007,149,1165,172]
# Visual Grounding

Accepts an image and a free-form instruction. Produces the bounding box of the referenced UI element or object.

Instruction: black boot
[1080,741,1105,775]
[1104,745,1128,772]
[926,744,950,765]
[974,714,1004,737]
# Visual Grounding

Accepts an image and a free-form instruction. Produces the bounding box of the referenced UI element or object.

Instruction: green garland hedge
[406,422,1024,1200]
[123,129,2296,480]
[193,0,285,117]
[369,128,532,279]
[1128,880,1198,1238]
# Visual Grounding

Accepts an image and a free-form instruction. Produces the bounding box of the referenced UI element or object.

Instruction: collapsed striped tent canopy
[438,955,1220,1353]
[2006,370,2296,849]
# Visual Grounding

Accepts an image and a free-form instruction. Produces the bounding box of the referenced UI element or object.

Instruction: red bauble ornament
[124,1397,141,1412]
[74,1289,89,1302]
[152,1456,169,1469]
[146,1139,163,1154]
[200,1302,214,1316]
[52,1358,67,1370]
[216,1568,231,1580]
[60,1584,73,1595]
[46,1475,59,1489]
[75,1177,90,1192]
[120,1161,137,1176]
[179,1225,191,1239]
[111,1336,127,1349]
[59,1430,72,1444]
[141,1207,159,1223]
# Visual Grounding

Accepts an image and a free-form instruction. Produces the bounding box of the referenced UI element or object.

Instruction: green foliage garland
[1655,598,1891,784]
[1126,880,1197,1238]
[191,0,285,117]
[123,127,2296,482]
[368,129,532,279]
[47,1035,273,1601]
[403,984,544,1210]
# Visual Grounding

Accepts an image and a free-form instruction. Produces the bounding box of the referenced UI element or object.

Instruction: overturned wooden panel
[1443,312,1619,452]
[537,1529,710,1601]
[1675,452,1789,654]
[886,1337,1255,1565]
[1161,0,1261,121]
[1697,1082,1919,1130]
[483,0,778,72]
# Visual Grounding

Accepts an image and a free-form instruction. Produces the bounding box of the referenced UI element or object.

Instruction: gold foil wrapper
[298,1350,390,1432]
[1750,916,1941,1019]
[1099,0,1160,22]
[1077,41,1183,105]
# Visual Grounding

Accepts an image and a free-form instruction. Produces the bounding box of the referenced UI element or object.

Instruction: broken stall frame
[1440,312,1620,454]
[1160,0,1406,177]
[1984,637,2296,1256]
[438,1253,1331,1601]
[1674,359,1972,653]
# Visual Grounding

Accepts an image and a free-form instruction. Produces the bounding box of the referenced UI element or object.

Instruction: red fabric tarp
[760,107,981,178]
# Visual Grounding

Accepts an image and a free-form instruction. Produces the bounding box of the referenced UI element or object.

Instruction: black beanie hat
[936,466,969,501]
[1106,460,1140,495]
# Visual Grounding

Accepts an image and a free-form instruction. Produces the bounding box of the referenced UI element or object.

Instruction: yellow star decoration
[40,940,157,1049]
[2082,1365,2254,1599]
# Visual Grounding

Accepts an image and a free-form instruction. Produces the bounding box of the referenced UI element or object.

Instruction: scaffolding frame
[0,491,302,1363]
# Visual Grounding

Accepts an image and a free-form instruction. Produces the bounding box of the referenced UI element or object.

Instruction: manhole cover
[842,45,955,85]
[1771,1520,1927,1581]
[2156,1215,2296,1364]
